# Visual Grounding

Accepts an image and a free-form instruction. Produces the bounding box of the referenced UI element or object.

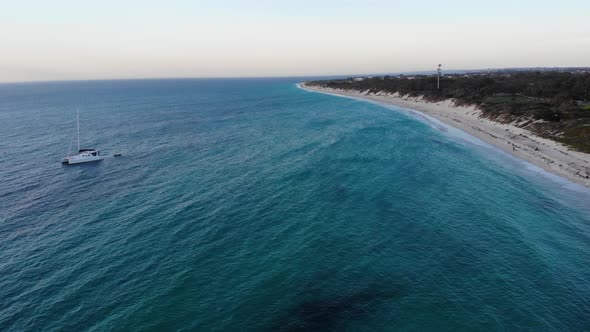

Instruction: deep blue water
[1,78,590,331]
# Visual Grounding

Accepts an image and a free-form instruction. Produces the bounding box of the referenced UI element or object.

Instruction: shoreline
[298,82,590,189]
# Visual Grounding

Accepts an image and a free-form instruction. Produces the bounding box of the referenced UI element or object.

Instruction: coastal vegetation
[306,70,590,152]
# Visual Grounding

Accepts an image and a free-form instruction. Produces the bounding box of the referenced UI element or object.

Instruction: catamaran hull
[62,156,105,165]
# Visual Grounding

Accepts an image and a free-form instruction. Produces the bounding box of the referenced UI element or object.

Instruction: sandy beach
[300,82,590,188]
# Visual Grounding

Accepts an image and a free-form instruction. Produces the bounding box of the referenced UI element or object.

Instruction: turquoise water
[1,78,590,331]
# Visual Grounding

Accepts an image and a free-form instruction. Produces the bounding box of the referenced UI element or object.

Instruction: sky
[1,0,589,82]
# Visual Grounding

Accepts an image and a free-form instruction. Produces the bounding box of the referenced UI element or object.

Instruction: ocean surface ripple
[1,79,590,331]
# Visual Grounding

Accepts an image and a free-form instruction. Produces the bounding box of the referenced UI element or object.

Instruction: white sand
[299,83,590,188]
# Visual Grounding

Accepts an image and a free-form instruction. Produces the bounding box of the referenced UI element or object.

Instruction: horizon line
[2,66,589,85]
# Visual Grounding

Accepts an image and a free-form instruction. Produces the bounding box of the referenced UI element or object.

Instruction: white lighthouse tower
[437,64,442,89]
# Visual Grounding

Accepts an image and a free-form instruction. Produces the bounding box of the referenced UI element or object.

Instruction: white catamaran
[62,110,104,165]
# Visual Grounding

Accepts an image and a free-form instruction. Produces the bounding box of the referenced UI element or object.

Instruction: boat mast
[77,109,80,151]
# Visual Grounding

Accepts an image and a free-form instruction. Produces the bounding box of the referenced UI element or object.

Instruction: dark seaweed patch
[274,283,402,331]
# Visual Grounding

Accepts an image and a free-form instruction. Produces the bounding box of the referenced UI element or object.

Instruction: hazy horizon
[3,66,590,85]
[2,0,589,83]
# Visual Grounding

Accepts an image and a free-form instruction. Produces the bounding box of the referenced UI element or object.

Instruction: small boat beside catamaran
[62,110,105,165]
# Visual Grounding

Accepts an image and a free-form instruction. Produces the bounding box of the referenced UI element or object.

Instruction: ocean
[1,78,590,331]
